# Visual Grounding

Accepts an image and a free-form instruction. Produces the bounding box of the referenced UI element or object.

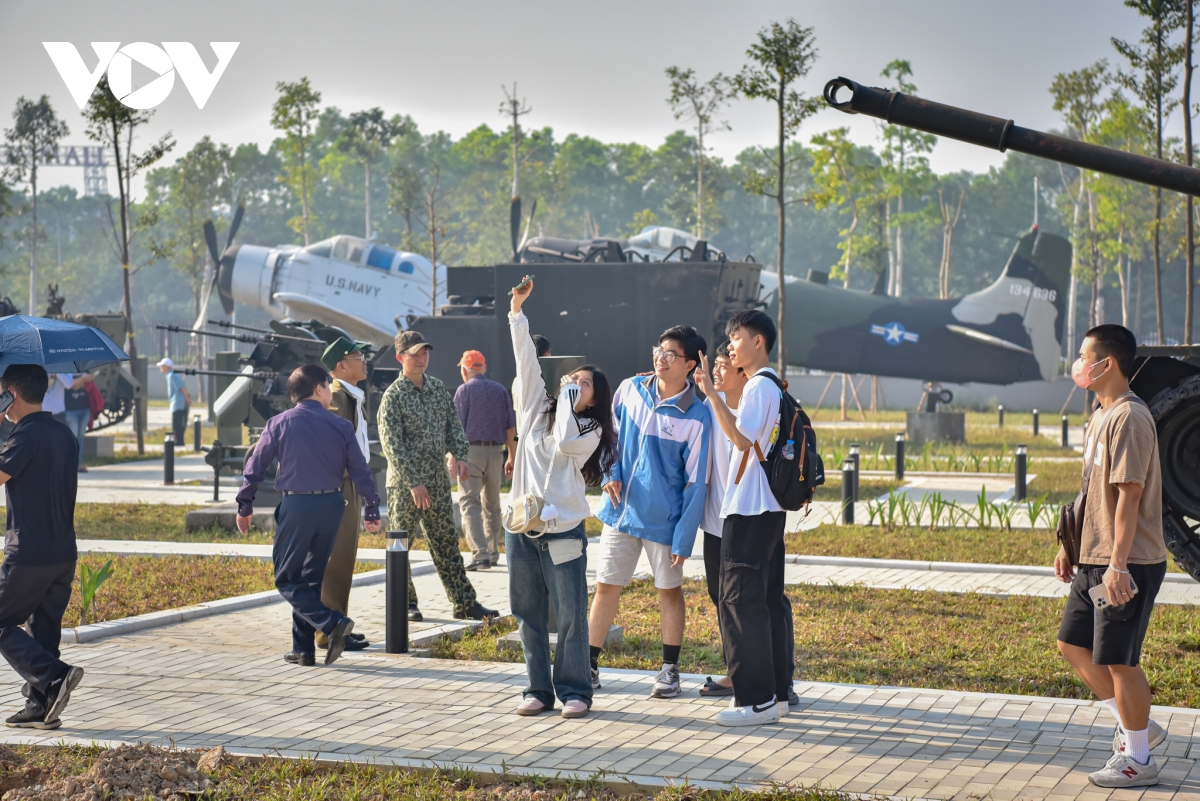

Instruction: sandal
[699,676,734,697]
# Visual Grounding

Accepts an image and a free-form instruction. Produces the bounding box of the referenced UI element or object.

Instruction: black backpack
[734,371,825,511]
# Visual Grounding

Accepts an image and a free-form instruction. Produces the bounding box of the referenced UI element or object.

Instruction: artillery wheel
[90,397,133,432]
[1149,374,1200,581]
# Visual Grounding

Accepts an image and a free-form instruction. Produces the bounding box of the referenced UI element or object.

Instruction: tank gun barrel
[157,324,262,344]
[823,77,1200,197]
[156,324,319,345]
[206,319,272,334]
[174,367,276,380]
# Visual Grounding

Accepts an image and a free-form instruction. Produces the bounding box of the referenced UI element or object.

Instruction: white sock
[1126,727,1150,764]
[1100,697,1122,727]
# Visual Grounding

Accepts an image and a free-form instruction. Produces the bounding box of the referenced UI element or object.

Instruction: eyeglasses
[343,353,366,363]
[652,346,683,364]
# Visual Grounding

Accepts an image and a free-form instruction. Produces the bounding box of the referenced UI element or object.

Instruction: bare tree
[4,95,68,314]
[82,76,175,454]
[937,188,965,299]
[665,67,733,237]
[1183,0,1196,342]
[734,19,822,379]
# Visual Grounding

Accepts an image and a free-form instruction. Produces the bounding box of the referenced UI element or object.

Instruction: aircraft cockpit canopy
[304,235,422,275]
[626,226,694,253]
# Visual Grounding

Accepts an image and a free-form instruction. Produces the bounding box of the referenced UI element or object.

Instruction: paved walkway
[5,556,1200,799]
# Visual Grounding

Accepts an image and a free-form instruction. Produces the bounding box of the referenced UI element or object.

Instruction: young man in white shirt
[694,309,790,726]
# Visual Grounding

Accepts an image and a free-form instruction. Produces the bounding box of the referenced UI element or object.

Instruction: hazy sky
[0,0,1163,198]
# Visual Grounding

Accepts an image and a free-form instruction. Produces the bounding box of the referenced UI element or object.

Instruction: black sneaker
[44,666,84,724]
[348,632,367,642]
[284,651,315,666]
[5,707,59,730]
[325,617,355,665]
[788,686,801,707]
[464,559,491,572]
[454,603,498,621]
[408,606,423,622]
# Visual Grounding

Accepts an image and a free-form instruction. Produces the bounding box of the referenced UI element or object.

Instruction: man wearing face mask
[1054,324,1167,789]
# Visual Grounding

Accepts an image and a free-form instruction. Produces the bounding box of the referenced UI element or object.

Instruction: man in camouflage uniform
[378,330,497,621]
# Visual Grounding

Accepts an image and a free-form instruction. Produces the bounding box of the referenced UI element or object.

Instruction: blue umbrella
[0,315,129,373]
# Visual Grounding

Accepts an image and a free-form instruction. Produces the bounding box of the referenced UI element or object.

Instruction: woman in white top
[507,277,617,719]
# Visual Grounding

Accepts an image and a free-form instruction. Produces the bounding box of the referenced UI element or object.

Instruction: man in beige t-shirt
[1054,324,1168,789]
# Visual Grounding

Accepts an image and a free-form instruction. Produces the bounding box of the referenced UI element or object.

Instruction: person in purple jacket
[236,364,382,668]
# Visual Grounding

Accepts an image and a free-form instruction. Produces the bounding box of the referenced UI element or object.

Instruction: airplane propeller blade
[518,198,538,255]
[203,219,221,265]
[224,204,245,252]
[510,197,521,261]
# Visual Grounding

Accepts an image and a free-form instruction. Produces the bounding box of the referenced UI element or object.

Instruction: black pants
[720,512,791,708]
[273,493,346,654]
[0,561,74,713]
[171,408,188,446]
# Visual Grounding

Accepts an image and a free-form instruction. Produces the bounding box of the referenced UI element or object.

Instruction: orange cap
[459,350,486,369]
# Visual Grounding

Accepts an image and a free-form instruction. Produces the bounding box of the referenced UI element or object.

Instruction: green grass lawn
[786,523,1060,566]
[437,577,1200,708]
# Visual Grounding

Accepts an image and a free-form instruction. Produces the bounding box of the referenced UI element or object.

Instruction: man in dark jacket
[236,364,382,667]
[316,337,373,652]
[0,364,85,730]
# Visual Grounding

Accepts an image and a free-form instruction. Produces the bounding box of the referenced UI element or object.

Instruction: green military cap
[321,336,368,371]
[395,329,433,356]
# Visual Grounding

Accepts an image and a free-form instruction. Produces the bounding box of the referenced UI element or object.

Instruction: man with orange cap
[453,349,516,571]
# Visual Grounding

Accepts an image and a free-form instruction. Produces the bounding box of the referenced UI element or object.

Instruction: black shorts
[1057,561,1167,667]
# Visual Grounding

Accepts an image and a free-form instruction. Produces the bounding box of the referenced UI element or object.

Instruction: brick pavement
[0,556,1195,796]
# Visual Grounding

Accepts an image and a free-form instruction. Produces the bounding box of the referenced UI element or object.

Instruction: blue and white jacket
[597,376,711,556]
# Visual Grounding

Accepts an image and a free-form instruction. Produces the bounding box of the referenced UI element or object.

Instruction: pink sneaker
[561,700,588,719]
[515,697,547,716]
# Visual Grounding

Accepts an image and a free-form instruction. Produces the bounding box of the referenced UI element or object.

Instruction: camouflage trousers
[388,479,478,616]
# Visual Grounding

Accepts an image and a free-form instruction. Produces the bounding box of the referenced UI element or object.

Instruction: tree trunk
[364,160,372,240]
[885,201,895,295]
[28,149,37,316]
[1186,0,1195,343]
[111,117,143,455]
[697,124,704,238]
[299,131,310,245]
[895,192,905,297]
[775,80,787,380]
[1155,16,1166,345]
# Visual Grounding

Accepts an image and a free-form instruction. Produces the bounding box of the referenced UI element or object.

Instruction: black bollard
[1014,445,1027,502]
[894,433,905,481]
[1061,415,1070,448]
[1032,408,1040,437]
[849,443,861,502]
[193,415,202,452]
[841,458,855,524]
[163,434,175,485]
[386,530,410,653]
[998,404,1005,427]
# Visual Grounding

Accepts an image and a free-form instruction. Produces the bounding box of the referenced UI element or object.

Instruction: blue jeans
[507,523,591,708]
[63,410,89,466]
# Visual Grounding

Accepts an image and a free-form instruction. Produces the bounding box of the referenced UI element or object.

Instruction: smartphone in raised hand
[509,274,534,296]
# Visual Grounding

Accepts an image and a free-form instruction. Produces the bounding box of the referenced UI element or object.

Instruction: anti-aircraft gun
[824,76,1200,579]
[158,318,396,500]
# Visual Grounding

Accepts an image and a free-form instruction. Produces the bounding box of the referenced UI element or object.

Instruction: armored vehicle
[824,75,1200,579]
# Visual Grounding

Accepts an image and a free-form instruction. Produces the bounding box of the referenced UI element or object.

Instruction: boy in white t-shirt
[697,343,748,699]
[694,309,790,727]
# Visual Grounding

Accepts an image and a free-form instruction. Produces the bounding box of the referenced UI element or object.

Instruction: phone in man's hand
[0,390,14,416]
[1089,576,1139,609]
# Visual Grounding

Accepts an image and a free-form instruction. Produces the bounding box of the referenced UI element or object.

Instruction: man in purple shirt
[236,364,381,667]
[453,350,517,571]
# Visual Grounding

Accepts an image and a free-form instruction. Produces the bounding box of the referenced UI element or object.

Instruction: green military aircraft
[762,226,1070,385]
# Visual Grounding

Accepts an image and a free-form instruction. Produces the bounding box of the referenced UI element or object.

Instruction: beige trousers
[315,474,359,647]
[459,443,504,562]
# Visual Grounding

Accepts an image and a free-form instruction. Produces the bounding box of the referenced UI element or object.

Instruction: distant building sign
[0,145,108,196]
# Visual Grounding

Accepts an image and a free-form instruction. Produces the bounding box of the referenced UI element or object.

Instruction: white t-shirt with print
[719,368,783,518]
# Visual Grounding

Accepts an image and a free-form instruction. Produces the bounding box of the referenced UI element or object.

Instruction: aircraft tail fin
[950,227,1072,381]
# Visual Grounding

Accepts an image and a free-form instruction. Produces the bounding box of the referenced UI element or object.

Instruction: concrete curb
[783,553,1198,584]
[60,563,436,644]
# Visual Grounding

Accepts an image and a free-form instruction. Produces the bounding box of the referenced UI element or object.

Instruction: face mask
[1071,357,1109,389]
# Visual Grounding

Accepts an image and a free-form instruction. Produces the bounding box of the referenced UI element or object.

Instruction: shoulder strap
[734,442,766,484]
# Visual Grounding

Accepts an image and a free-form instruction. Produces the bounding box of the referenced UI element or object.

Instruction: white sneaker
[650,663,681,698]
[1112,719,1167,753]
[715,698,780,727]
[1089,752,1159,788]
[776,700,789,718]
